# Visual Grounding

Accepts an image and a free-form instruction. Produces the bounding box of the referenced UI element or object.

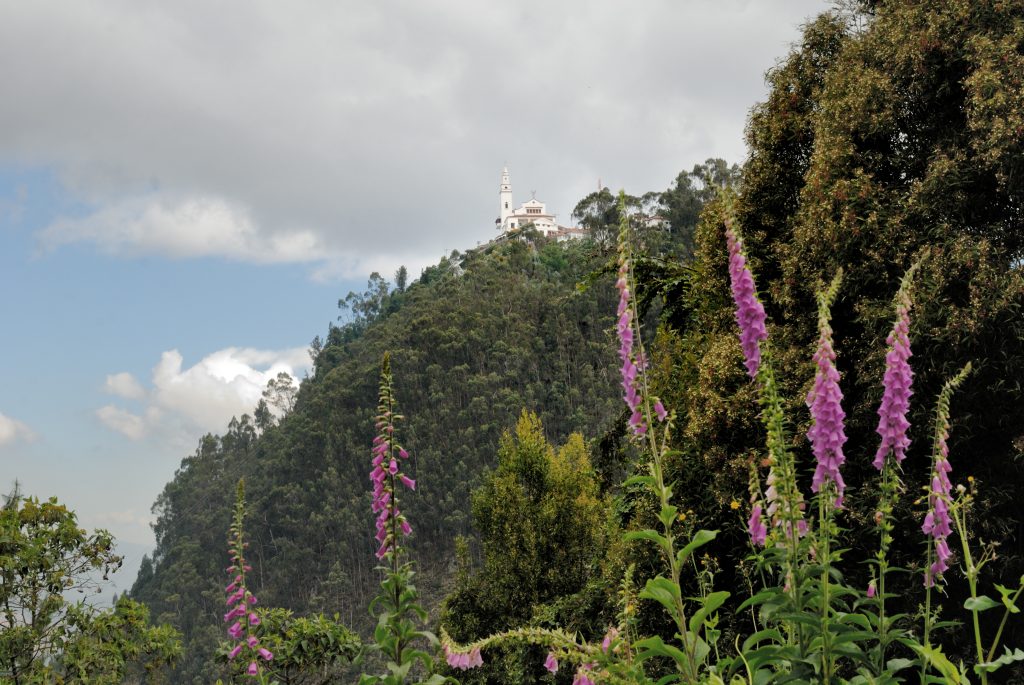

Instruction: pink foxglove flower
[370,353,414,559]
[616,253,646,436]
[544,652,559,673]
[807,275,847,507]
[922,364,971,587]
[573,664,596,685]
[445,645,484,671]
[748,503,767,547]
[725,225,767,378]
[224,479,272,676]
[874,275,915,470]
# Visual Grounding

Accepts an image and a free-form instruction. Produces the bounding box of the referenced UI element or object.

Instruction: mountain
[130,236,628,683]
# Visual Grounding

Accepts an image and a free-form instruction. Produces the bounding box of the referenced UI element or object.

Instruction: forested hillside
[128,239,617,681]
[128,158,722,683]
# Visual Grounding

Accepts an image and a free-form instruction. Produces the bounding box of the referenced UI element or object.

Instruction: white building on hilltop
[495,167,585,240]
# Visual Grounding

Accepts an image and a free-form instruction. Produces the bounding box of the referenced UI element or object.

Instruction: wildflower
[922,364,971,587]
[725,224,767,378]
[616,245,646,436]
[747,503,767,547]
[224,479,272,676]
[601,626,619,653]
[873,268,917,470]
[370,353,415,560]
[573,663,596,685]
[729,500,740,510]
[445,645,484,671]
[867,582,877,599]
[544,652,559,673]
[653,399,668,422]
[807,273,847,507]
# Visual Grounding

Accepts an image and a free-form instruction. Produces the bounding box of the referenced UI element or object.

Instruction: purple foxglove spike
[874,300,914,469]
[725,225,768,378]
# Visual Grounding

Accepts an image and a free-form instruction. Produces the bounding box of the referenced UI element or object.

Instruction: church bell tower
[499,167,512,229]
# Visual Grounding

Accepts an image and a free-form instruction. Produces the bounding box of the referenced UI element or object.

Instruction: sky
[0,0,828,590]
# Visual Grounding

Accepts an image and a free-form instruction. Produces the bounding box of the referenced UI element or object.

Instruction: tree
[338,272,392,330]
[660,159,741,258]
[59,597,182,684]
[648,0,1024,665]
[573,187,639,247]
[230,609,359,685]
[0,494,180,683]
[440,411,611,684]
[263,372,298,417]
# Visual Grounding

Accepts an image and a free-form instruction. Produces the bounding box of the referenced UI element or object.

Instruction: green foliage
[59,597,183,684]
[0,493,180,683]
[0,494,121,682]
[649,0,1024,671]
[229,608,359,685]
[440,411,611,684]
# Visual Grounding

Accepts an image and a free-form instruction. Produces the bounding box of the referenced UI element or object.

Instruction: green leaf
[886,657,916,673]
[659,504,679,530]
[623,474,655,488]
[975,646,1024,674]
[676,529,718,567]
[964,595,1000,612]
[741,628,784,652]
[689,591,730,633]
[640,576,682,620]
[624,529,671,554]
[994,584,1021,614]
[635,635,689,669]
[912,643,965,683]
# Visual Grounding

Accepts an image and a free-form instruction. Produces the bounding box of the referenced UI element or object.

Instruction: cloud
[104,372,146,400]
[92,509,155,529]
[0,1,827,280]
[0,412,34,446]
[97,346,309,440]
[96,405,148,440]
[40,195,334,266]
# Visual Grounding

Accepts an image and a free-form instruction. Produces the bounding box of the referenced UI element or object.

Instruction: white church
[494,167,586,240]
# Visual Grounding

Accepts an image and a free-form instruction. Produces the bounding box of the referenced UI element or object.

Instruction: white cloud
[96,405,147,440]
[40,195,334,266]
[104,372,146,400]
[97,346,309,440]
[0,412,34,446]
[0,1,827,280]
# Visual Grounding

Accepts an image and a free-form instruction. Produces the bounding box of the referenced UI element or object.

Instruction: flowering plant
[360,352,447,685]
[223,479,275,683]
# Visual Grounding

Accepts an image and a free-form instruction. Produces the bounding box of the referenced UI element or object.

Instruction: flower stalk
[224,479,272,682]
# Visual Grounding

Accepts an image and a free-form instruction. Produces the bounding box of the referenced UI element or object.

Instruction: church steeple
[499,166,512,228]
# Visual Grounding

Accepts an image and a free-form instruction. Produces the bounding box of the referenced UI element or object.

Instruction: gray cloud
[0,0,827,278]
